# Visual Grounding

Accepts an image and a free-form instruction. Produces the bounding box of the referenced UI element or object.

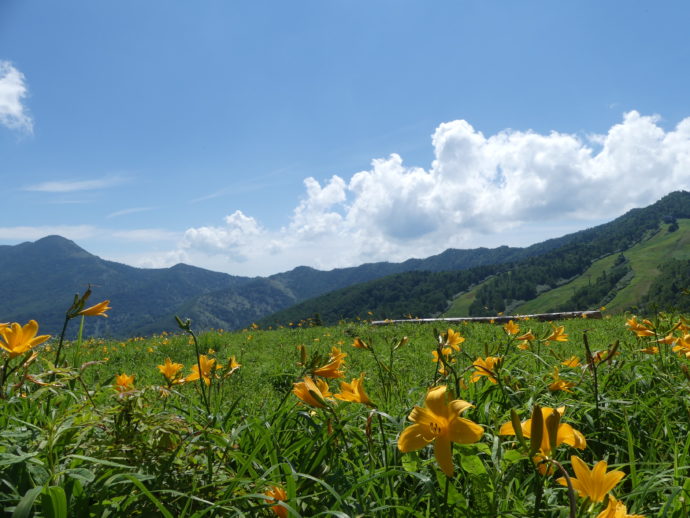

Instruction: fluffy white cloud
[289,176,347,237]
[0,61,32,133]
[175,111,690,276]
[181,210,264,261]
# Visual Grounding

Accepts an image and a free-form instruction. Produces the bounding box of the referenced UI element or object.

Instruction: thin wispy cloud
[190,181,278,204]
[111,229,179,242]
[107,207,155,219]
[24,176,126,193]
[0,226,178,245]
[0,61,32,133]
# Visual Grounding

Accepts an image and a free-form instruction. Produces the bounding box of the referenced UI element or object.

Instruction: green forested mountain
[467,191,690,316]
[4,191,689,336]
[262,191,690,326]
[0,236,250,337]
[0,234,537,336]
[644,259,690,312]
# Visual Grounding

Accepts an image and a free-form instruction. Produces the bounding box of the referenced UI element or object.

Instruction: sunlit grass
[1,294,688,516]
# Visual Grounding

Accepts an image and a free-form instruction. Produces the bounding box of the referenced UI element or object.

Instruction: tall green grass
[1,310,688,516]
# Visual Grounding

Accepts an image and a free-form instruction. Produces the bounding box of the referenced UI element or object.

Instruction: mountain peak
[30,235,94,258]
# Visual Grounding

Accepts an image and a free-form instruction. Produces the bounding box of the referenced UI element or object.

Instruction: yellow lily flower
[596,495,645,518]
[264,485,288,518]
[225,355,241,376]
[640,346,659,355]
[557,455,625,503]
[352,337,369,349]
[431,350,454,376]
[625,316,654,337]
[398,385,483,477]
[499,406,586,458]
[0,320,51,358]
[157,357,184,383]
[545,325,568,342]
[334,373,375,407]
[293,376,331,408]
[444,328,465,351]
[516,330,536,341]
[313,347,347,378]
[470,356,501,384]
[185,355,216,386]
[114,373,135,392]
[548,367,576,393]
[561,356,582,368]
[78,300,111,317]
[503,320,520,335]
[657,334,678,345]
[672,334,690,357]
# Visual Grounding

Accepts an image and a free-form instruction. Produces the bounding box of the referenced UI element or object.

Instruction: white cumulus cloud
[174,111,690,276]
[0,61,32,133]
[181,210,264,261]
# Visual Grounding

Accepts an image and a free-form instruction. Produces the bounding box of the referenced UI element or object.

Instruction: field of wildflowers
[1,289,689,517]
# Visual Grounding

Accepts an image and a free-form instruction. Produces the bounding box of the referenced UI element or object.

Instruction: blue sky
[2,1,690,276]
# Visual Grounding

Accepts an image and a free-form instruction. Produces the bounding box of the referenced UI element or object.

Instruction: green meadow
[1,301,689,517]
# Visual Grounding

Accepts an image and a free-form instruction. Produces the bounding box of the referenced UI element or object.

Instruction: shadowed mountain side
[0,236,250,337]
[0,238,540,337]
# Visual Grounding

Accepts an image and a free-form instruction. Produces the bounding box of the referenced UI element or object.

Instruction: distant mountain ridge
[0,234,537,337]
[3,191,688,336]
[260,191,690,326]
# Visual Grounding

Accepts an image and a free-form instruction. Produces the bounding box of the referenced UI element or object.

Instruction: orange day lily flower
[114,373,135,392]
[431,350,454,376]
[503,320,520,335]
[186,355,216,386]
[313,347,346,378]
[444,328,465,351]
[264,485,288,518]
[561,355,581,368]
[625,316,654,337]
[293,376,332,408]
[672,335,690,357]
[557,455,625,503]
[545,325,568,342]
[157,358,184,383]
[352,337,369,349]
[0,320,51,359]
[398,385,483,477]
[516,329,536,341]
[78,300,111,317]
[334,373,375,407]
[595,494,645,518]
[499,406,586,458]
[548,367,576,393]
[470,356,501,384]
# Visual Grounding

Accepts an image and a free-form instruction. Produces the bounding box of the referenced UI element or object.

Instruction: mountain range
[2,190,689,337]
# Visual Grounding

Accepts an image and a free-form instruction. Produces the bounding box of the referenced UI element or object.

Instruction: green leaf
[12,486,43,518]
[65,467,96,483]
[41,486,68,518]
[0,451,39,467]
[66,454,133,469]
[460,454,487,476]
[123,475,174,518]
[502,449,527,465]
[401,452,419,472]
